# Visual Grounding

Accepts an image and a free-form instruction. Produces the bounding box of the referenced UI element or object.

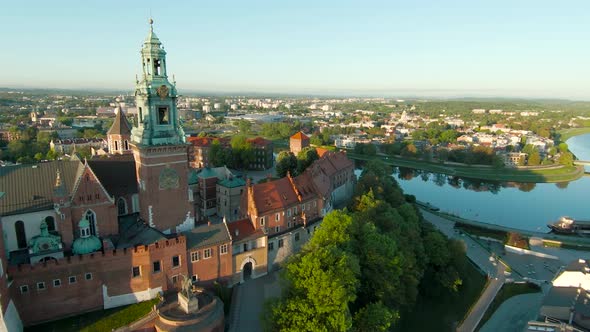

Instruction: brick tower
[107,100,132,155]
[130,19,194,233]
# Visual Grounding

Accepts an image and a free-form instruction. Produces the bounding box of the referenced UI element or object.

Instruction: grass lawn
[393,258,487,332]
[348,153,584,183]
[557,127,590,143]
[26,298,159,332]
[476,282,541,331]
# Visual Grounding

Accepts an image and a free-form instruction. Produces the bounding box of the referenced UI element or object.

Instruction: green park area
[349,153,584,183]
[556,127,590,143]
[25,298,159,332]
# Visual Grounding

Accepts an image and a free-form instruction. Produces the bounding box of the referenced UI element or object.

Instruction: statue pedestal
[178,292,199,314]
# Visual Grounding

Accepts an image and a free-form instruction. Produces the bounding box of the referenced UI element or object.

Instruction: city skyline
[3,0,590,99]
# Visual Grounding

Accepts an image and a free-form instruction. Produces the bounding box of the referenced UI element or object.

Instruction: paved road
[228,272,281,332]
[479,292,544,332]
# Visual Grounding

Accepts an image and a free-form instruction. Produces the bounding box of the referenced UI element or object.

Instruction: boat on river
[547,217,590,235]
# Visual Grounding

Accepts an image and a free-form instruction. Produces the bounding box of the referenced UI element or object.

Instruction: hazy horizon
[3,0,590,100]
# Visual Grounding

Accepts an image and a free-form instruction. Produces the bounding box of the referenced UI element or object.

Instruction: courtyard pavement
[228,272,281,332]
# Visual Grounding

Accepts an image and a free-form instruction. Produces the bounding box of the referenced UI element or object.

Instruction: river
[373,134,590,232]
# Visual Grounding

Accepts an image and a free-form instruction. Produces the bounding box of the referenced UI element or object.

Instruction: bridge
[574,160,590,166]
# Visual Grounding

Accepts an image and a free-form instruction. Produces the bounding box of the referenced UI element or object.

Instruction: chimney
[235,229,239,236]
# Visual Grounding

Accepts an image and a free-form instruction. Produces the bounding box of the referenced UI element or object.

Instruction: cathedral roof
[88,154,138,198]
[0,160,83,216]
[107,107,132,136]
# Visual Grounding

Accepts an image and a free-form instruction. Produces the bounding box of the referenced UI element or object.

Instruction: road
[228,272,281,332]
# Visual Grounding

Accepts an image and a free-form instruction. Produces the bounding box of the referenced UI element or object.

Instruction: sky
[2,0,590,99]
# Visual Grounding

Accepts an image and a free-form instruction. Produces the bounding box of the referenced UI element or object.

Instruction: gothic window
[45,216,56,232]
[158,106,169,124]
[117,197,128,216]
[114,141,119,151]
[146,58,151,75]
[15,220,26,249]
[124,140,129,150]
[138,107,143,123]
[86,210,97,236]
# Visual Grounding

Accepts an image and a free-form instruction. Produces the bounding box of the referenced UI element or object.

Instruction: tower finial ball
[149,18,154,25]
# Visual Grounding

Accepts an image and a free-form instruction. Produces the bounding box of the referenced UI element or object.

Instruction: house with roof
[183,221,233,285]
[227,218,268,284]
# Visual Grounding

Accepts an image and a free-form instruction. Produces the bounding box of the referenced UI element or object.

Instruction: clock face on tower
[157,85,169,99]
[159,167,179,190]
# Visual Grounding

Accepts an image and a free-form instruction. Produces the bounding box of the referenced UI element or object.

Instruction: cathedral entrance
[243,262,253,281]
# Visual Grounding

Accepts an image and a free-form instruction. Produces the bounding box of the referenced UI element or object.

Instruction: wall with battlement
[8,236,188,326]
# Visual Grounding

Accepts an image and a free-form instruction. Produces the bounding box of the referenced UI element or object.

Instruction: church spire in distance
[130,18,185,146]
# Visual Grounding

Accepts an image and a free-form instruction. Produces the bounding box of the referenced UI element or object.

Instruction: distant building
[472,109,487,114]
[290,131,310,155]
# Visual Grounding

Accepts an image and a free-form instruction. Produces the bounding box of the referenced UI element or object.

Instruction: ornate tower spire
[131,19,185,146]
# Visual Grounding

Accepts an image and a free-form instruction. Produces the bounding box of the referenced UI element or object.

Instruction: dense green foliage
[265,160,468,331]
[208,135,256,170]
[275,147,319,178]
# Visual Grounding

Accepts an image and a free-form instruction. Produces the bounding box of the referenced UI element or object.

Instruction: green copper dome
[72,217,101,255]
[72,235,101,255]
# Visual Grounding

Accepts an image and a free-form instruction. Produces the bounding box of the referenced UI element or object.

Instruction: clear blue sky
[2,0,590,99]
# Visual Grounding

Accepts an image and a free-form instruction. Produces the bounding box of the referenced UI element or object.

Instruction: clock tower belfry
[130,19,194,233]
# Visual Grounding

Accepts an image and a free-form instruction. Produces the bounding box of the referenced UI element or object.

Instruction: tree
[527,150,541,166]
[400,143,418,158]
[276,151,297,178]
[296,147,319,174]
[558,151,574,166]
[230,135,255,170]
[353,302,397,332]
[235,119,252,134]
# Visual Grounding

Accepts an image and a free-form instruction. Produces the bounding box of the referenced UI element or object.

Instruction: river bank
[348,153,584,183]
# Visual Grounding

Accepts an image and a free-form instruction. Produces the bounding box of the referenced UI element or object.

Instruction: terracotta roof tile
[227,218,265,243]
[290,132,309,140]
[251,177,299,215]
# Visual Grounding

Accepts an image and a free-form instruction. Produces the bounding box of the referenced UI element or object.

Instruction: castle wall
[7,236,187,326]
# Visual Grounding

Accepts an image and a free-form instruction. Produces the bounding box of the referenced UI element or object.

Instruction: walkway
[228,272,281,332]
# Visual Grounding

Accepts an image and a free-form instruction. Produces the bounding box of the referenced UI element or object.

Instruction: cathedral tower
[130,19,194,233]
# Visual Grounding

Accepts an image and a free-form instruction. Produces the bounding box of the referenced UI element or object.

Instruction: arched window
[45,216,56,232]
[114,141,119,151]
[117,197,127,216]
[124,140,129,150]
[86,210,97,236]
[15,220,26,249]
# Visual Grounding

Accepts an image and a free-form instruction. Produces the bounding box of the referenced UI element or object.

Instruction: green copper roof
[72,235,102,255]
[79,217,90,228]
[196,168,218,179]
[218,177,246,188]
[188,169,199,185]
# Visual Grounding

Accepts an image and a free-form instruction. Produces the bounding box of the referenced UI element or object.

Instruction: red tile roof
[247,137,272,147]
[187,136,229,147]
[227,218,266,242]
[290,132,309,140]
[250,176,300,215]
